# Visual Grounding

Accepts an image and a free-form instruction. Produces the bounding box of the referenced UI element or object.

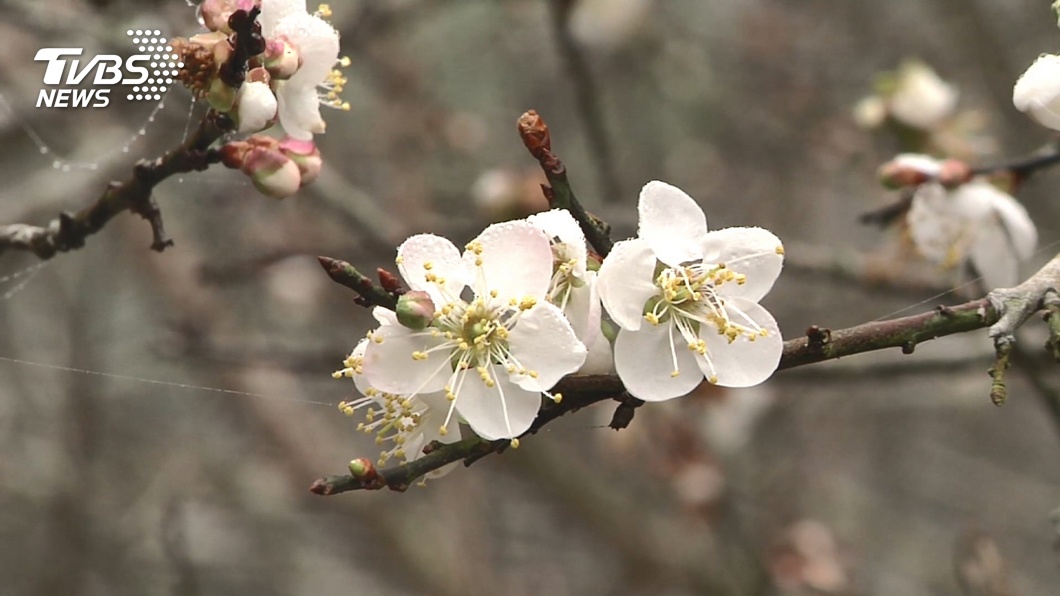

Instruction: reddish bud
[517,110,551,157]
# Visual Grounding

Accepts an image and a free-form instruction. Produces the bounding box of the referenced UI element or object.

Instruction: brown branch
[0,111,229,260]
[517,109,614,256]
[309,295,1007,495]
[311,251,1060,494]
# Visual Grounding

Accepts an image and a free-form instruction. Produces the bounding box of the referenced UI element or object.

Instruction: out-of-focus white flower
[597,181,785,402]
[889,60,958,130]
[853,96,887,129]
[260,0,347,139]
[908,179,1037,289]
[335,339,460,476]
[362,221,587,442]
[1013,54,1060,131]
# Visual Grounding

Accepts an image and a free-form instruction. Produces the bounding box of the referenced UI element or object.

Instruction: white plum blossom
[334,339,460,474]
[260,0,347,139]
[597,181,785,402]
[908,179,1037,290]
[526,209,603,348]
[888,60,958,130]
[1013,54,1060,131]
[362,221,587,442]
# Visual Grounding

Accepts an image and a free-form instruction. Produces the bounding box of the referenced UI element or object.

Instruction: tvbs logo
[34,30,182,109]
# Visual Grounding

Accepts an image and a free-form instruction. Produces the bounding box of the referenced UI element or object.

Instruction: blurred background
[2,0,1060,594]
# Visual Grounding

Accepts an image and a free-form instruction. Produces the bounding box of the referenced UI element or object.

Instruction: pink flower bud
[263,39,301,80]
[279,137,323,186]
[200,0,260,33]
[396,291,436,330]
[877,153,941,189]
[241,146,302,199]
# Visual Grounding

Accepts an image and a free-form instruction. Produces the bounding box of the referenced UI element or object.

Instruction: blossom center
[642,261,766,381]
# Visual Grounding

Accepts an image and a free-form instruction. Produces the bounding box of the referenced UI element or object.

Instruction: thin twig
[517,109,614,256]
[0,113,227,260]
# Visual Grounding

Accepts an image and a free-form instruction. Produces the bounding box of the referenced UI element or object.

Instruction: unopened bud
[936,159,973,188]
[200,0,258,33]
[348,457,373,478]
[241,146,302,199]
[234,78,277,134]
[263,39,301,80]
[279,137,323,186]
[517,110,551,156]
[396,291,436,330]
[877,153,941,189]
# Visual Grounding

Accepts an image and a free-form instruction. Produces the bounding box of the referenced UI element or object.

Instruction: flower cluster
[173,0,348,198]
[334,182,786,463]
[877,154,1037,290]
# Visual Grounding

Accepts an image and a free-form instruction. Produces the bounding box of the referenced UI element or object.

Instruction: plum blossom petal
[700,227,784,303]
[563,273,602,346]
[397,234,468,304]
[452,374,542,441]
[613,323,703,401]
[597,238,659,331]
[1013,54,1060,131]
[506,302,587,391]
[333,339,461,470]
[638,180,708,266]
[527,209,588,279]
[697,298,783,387]
[467,220,553,304]
[362,317,449,396]
[525,209,601,345]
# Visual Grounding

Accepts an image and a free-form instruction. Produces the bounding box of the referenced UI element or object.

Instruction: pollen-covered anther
[510,438,521,448]
[412,350,428,361]
[645,312,661,325]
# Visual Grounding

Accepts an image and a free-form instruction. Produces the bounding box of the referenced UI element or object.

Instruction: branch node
[609,392,644,430]
[988,335,1014,406]
[805,325,831,352]
[1043,289,1060,362]
[901,340,916,354]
